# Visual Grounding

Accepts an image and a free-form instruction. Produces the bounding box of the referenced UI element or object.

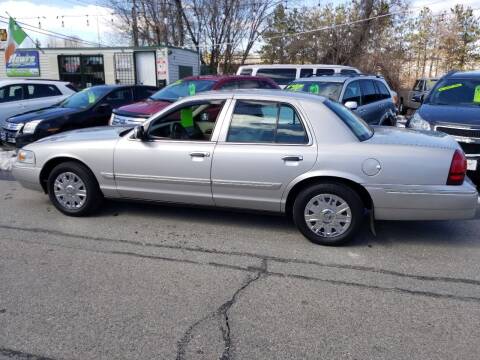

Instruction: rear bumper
[12,163,43,192]
[366,180,478,221]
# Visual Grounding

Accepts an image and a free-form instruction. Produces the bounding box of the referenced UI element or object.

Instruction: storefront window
[58,55,105,89]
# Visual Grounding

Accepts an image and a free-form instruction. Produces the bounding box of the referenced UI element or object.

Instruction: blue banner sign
[6,50,40,77]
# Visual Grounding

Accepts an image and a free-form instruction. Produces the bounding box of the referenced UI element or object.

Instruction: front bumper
[11,163,43,192]
[0,128,39,148]
[367,180,478,221]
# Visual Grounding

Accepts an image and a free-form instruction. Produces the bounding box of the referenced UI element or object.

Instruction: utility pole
[132,0,139,47]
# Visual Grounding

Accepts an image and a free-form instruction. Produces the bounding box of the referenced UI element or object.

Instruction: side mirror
[96,103,112,114]
[132,125,145,140]
[412,94,424,103]
[344,101,358,110]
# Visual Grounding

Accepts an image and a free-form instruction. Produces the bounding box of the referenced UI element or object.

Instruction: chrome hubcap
[53,172,87,209]
[304,193,352,238]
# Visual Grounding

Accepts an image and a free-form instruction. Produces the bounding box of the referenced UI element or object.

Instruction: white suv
[0,79,76,127]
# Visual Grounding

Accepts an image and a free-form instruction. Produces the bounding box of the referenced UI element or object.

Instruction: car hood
[7,106,79,124]
[34,126,129,145]
[114,99,172,116]
[419,104,480,126]
[367,126,459,150]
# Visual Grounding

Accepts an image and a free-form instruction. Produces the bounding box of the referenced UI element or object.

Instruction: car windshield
[59,87,110,109]
[285,81,343,101]
[150,80,216,102]
[425,79,438,90]
[324,99,373,141]
[428,78,480,106]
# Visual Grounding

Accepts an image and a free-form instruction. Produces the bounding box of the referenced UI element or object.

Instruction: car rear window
[150,79,216,102]
[285,81,343,101]
[324,99,373,141]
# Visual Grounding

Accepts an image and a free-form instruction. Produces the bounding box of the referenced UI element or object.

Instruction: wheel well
[39,157,95,193]
[285,176,373,218]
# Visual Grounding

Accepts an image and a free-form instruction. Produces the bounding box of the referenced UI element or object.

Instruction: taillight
[447,149,467,185]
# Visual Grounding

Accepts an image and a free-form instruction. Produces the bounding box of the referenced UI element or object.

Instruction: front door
[211,99,317,212]
[113,99,229,205]
[135,52,157,86]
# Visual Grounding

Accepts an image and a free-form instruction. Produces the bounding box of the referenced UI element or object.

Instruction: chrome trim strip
[115,173,210,185]
[101,172,115,179]
[213,179,282,189]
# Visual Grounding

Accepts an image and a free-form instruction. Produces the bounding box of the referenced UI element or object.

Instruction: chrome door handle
[282,155,303,162]
[190,151,210,158]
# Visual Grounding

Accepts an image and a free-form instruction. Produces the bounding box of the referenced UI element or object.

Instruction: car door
[409,79,424,107]
[373,80,395,124]
[211,98,317,212]
[358,79,383,124]
[113,98,230,205]
[23,83,65,112]
[341,80,362,113]
[0,84,27,124]
[89,88,135,127]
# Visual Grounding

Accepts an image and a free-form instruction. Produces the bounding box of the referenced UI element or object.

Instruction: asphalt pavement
[1,172,480,359]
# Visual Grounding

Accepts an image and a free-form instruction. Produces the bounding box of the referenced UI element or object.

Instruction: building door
[135,52,156,86]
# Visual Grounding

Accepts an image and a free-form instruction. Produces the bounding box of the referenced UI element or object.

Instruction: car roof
[181,75,275,82]
[187,88,328,102]
[238,64,358,69]
[0,79,70,86]
[293,75,382,83]
[446,70,480,79]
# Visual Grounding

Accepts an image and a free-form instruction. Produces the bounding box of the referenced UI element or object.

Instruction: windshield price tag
[474,86,480,103]
[437,83,463,92]
[309,84,320,94]
[188,83,196,96]
[287,84,304,92]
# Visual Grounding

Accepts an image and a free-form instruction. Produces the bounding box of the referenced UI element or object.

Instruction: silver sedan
[12,90,478,246]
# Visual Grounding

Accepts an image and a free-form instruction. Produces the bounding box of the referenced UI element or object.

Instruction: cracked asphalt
[1,173,480,359]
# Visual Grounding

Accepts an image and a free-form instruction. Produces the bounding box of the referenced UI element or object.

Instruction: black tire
[399,100,406,115]
[292,182,364,246]
[47,161,103,216]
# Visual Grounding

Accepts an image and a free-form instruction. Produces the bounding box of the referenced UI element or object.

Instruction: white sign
[156,48,169,81]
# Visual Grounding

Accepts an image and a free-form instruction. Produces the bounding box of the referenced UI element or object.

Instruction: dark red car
[109,75,280,126]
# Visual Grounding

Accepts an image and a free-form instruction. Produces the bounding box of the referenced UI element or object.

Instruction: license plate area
[467,159,478,171]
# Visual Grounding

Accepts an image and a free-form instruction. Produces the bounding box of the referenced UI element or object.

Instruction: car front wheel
[293,182,364,246]
[47,161,103,216]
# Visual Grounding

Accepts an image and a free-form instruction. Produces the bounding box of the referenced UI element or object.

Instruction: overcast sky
[1,0,479,49]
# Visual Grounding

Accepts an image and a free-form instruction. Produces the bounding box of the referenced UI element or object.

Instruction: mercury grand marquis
[12,90,478,246]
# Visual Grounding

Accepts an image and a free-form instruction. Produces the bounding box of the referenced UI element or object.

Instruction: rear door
[358,79,383,124]
[0,84,27,124]
[211,98,316,212]
[23,83,65,112]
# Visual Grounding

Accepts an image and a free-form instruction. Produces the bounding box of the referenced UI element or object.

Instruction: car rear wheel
[292,182,364,246]
[47,161,103,216]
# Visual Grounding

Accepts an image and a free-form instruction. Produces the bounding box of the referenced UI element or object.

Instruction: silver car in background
[13,90,478,246]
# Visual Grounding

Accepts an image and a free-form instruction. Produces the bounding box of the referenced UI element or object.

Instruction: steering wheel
[170,122,189,139]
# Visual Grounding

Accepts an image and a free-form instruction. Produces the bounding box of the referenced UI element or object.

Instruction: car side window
[147,100,225,141]
[239,68,252,76]
[134,87,157,101]
[316,68,335,76]
[375,81,391,100]
[227,100,307,144]
[237,80,265,89]
[342,81,361,105]
[360,80,379,104]
[219,81,239,90]
[300,69,313,78]
[256,68,296,86]
[0,85,24,103]
[413,80,424,91]
[25,84,62,99]
[105,88,133,107]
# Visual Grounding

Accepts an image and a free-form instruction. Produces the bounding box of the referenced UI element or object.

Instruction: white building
[0,46,200,89]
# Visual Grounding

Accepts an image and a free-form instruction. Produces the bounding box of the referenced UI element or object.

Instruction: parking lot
[1,160,480,359]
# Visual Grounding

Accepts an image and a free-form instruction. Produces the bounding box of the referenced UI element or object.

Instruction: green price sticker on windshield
[188,83,196,96]
[287,84,304,92]
[474,86,480,103]
[173,80,183,85]
[437,83,463,92]
[309,84,320,94]
[87,92,96,104]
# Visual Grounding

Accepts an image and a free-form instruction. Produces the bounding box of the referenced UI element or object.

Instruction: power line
[0,16,103,47]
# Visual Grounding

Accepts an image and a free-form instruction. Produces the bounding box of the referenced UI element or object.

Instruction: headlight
[109,113,115,126]
[22,120,43,134]
[17,149,35,164]
[409,112,431,130]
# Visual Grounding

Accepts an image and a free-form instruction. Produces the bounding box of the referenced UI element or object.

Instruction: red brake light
[447,149,467,185]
